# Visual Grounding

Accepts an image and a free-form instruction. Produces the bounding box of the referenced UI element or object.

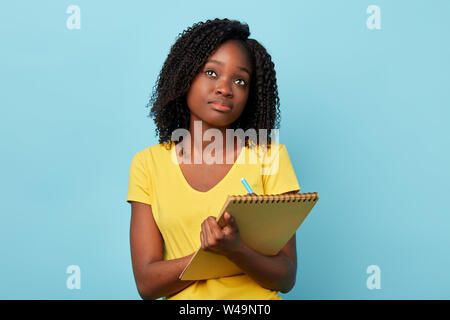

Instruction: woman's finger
[224,212,232,225]
[224,212,238,233]
[205,217,220,246]
[207,217,223,240]
[205,218,217,247]
[200,230,204,249]
[202,220,211,249]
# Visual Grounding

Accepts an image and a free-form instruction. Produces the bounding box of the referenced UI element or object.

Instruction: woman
[127,18,300,300]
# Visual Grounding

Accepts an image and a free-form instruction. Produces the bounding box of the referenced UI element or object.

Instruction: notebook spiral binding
[230,192,319,204]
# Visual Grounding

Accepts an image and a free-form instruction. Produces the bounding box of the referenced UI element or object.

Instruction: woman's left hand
[200,212,242,256]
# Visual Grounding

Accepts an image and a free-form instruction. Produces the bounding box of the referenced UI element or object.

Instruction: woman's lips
[209,102,232,112]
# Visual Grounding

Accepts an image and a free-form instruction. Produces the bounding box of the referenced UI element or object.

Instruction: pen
[240,177,254,194]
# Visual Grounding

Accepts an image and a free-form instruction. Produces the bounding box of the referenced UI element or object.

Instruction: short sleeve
[262,144,300,195]
[126,151,153,205]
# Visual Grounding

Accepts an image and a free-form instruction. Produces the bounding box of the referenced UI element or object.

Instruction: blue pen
[240,177,254,194]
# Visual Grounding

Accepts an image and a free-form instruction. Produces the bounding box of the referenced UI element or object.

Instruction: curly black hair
[146,18,281,150]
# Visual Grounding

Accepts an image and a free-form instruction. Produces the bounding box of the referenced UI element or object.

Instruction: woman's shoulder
[133,142,174,160]
[252,141,287,154]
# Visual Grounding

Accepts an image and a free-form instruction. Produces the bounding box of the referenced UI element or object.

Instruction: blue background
[1,0,449,299]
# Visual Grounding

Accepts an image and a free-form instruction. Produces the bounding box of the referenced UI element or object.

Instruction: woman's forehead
[207,40,253,72]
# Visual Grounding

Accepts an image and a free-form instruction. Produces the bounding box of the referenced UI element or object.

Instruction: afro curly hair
[146,18,281,150]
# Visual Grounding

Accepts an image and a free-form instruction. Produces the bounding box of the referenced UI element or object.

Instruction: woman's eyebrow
[206,59,251,76]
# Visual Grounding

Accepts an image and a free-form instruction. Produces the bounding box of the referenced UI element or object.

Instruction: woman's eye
[205,70,247,87]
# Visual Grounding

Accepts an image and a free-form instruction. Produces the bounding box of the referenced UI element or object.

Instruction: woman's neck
[178,120,243,165]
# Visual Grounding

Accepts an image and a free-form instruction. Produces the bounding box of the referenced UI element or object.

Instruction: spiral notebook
[179,192,319,281]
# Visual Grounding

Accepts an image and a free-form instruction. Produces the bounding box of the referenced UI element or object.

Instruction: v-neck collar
[171,141,246,194]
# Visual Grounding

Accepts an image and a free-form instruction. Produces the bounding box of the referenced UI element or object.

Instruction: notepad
[179,192,319,280]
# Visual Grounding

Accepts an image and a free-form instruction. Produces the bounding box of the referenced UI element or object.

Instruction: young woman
[127,18,301,300]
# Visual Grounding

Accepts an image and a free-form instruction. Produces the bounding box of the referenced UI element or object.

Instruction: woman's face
[186,40,253,129]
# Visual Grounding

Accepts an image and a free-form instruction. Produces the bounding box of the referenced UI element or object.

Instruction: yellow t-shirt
[126,141,300,300]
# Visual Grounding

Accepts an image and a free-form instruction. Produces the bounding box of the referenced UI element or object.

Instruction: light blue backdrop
[1,0,449,299]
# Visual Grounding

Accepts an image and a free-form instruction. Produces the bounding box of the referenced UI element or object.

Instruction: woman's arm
[129,201,195,300]
[200,191,299,293]
[225,233,296,293]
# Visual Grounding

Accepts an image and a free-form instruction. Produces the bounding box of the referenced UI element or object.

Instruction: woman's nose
[215,79,233,96]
